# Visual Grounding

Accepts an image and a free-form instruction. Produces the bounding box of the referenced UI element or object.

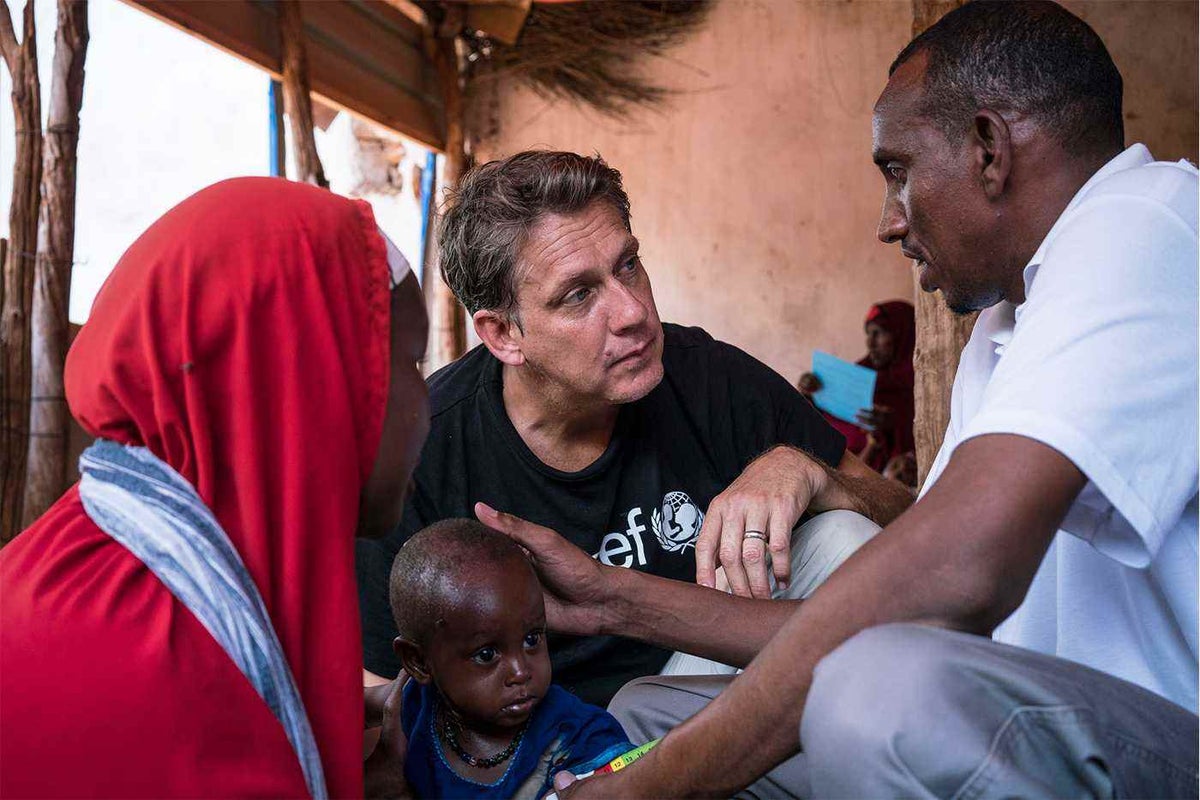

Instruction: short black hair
[890,0,1124,157]
[438,150,632,318]
[388,518,532,648]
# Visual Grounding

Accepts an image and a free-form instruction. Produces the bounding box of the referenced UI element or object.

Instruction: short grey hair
[437,151,632,318]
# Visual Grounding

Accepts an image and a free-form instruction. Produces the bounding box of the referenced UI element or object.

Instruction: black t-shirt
[356,323,845,706]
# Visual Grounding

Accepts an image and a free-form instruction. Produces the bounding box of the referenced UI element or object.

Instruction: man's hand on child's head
[474,502,617,637]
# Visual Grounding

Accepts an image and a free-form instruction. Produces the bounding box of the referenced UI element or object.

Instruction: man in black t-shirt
[357,151,913,705]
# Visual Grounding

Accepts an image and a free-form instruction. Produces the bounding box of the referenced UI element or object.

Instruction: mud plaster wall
[468,0,1198,382]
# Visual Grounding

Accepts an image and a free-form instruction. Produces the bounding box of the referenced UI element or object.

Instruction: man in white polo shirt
[921,139,1198,713]
[474,2,1199,798]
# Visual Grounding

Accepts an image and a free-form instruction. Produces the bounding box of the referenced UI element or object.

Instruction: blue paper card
[810,351,877,427]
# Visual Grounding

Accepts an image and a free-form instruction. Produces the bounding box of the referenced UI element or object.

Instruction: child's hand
[552,769,580,793]
[364,673,413,799]
[545,768,631,799]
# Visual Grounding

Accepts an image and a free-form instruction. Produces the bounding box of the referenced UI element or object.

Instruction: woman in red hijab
[0,178,428,798]
[799,300,916,484]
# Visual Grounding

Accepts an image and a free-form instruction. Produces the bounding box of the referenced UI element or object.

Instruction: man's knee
[805,623,962,731]
[785,510,881,599]
[802,625,1147,798]
[802,624,991,794]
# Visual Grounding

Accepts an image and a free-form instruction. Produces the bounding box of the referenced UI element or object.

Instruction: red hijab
[0,178,390,797]
[858,300,916,470]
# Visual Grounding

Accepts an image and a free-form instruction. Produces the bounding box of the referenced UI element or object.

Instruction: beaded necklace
[436,699,529,769]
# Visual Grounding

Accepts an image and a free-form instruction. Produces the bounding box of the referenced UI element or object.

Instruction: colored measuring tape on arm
[586,738,659,777]
[545,739,661,799]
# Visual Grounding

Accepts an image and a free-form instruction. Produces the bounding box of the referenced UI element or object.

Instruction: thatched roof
[477,1,713,117]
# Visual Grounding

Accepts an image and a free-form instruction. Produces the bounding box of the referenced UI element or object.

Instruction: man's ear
[474,309,525,367]
[394,637,433,685]
[972,108,1013,199]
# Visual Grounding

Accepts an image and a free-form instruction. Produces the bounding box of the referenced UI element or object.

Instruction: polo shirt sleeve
[958,195,1198,567]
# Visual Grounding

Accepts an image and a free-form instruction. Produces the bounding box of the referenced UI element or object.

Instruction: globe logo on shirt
[651,491,705,553]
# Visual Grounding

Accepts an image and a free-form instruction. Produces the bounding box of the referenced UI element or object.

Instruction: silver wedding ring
[743,530,768,543]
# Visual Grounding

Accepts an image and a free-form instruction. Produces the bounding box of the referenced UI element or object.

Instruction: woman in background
[799,300,916,486]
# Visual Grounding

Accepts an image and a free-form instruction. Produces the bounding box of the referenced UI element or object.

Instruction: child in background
[389,519,632,799]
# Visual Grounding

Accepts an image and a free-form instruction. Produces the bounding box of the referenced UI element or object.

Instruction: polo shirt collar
[987,144,1154,351]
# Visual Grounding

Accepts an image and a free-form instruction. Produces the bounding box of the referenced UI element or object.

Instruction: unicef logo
[651,491,705,553]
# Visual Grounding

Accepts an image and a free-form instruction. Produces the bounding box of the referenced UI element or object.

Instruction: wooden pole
[0,0,42,543]
[424,7,468,373]
[278,0,327,188]
[912,279,978,487]
[24,0,88,528]
[909,0,976,489]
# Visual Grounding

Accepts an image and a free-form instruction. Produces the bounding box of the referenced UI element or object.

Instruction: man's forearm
[816,449,913,525]
[821,467,912,525]
[587,450,911,664]
[587,524,927,797]
[599,568,798,668]
[645,549,891,796]
[636,496,1002,796]
[605,435,1086,797]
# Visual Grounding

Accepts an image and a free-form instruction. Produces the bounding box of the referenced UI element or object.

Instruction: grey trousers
[612,624,1200,798]
[662,509,882,676]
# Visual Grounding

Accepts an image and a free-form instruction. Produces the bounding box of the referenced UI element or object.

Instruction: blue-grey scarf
[78,439,327,799]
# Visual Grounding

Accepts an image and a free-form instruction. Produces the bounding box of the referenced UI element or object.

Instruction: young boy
[389,519,632,799]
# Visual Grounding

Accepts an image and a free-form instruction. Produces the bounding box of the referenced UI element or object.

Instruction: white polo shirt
[921,144,1198,713]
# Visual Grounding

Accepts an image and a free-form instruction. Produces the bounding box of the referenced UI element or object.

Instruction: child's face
[424,561,551,733]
